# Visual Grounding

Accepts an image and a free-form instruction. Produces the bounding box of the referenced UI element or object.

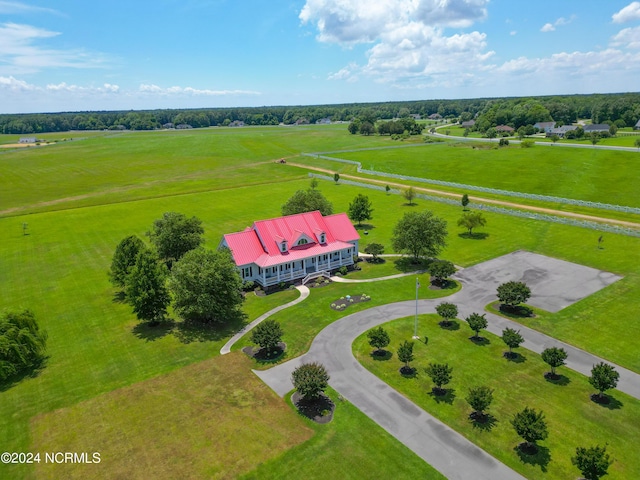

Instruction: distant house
[583,124,609,133]
[162,123,175,129]
[229,120,245,127]
[634,119,640,130]
[496,125,514,133]
[19,137,37,144]
[220,210,359,288]
[316,117,332,125]
[427,113,440,120]
[461,120,475,128]
[534,121,556,133]
[176,124,193,129]
[547,125,577,138]
[295,118,310,125]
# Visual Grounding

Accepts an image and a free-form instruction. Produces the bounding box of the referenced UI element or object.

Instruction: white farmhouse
[220,210,359,287]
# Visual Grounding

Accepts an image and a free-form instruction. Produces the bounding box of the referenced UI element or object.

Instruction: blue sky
[1,0,639,113]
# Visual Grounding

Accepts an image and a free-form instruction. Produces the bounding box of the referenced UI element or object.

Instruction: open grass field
[29,352,314,480]
[354,315,640,480]
[329,142,640,207]
[1,125,639,478]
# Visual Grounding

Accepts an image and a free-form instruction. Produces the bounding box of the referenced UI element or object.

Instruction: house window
[319,233,326,243]
[242,266,253,278]
[280,241,288,252]
[298,238,308,246]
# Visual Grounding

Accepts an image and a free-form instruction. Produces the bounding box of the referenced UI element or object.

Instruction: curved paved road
[254,256,640,479]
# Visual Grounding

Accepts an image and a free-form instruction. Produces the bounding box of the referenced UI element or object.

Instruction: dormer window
[280,241,288,252]
[319,233,326,244]
[297,238,308,246]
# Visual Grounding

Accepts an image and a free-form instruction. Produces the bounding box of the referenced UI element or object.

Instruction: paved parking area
[454,250,622,312]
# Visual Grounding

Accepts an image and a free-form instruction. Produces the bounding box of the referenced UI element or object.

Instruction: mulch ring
[330,294,371,311]
[242,342,286,361]
[291,391,335,424]
[492,302,536,318]
[428,279,454,290]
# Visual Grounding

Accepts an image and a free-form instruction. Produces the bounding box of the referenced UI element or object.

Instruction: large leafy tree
[391,210,448,261]
[281,189,333,216]
[348,194,373,226]
[291,362,330,400]
[109,235,146,288]
[0,310,48,380]
[170,247,244,324]
[572,445,614,480]
[511,407,548,453]
[497,281,531,308]
[589,362,619,401]
[148,212,204,268]
[251,319,283,357]
[125,249,171,325]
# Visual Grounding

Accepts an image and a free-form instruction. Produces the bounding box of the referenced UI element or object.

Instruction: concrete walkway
[220,285,309,355]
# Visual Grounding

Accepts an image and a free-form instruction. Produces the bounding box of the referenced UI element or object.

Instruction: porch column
[262,269,266,286]
[277,266,280,282]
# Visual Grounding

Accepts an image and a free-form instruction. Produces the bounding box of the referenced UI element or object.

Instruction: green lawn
[330,142,640,207]
[241,387,445,480]
[354,316,640,479]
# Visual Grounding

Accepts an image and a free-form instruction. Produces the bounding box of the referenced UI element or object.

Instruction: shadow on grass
[590,393,623,410]
[469,412,498,432]
[244,343,287,366]
[458,232,490,240]
[439,320,460,331]
[393,257,432,273]
[292,392,335,424]
[0,357,48,392]
[515,444,551,472]
[399,366,417,378]
[496,303,534,319]
[173,313,248,344]
[363,257,386,265]
[429,388,456,405]
[544,373,570,386]
[504,351,527,363]
[469,336,490,346]
[112,291,126,303]
[371,350,392,361]
[132,320,175,342]
[354,223,376,231]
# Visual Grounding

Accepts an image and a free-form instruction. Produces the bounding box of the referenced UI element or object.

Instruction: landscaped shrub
[339,266,348,275]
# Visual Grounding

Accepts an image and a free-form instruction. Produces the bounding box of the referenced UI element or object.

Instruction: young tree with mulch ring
[364,243,384,263]
[572,444,614,480]
[541,347,568,378]
[291,362,330,401]
[428,260,455,287]
[251,319,284,358]
[397,340,415,374]
[497,281,531,311]
[589,362,620,403]
[466,313,488,340]
[511,407,548,454]
[425,363,453,395]
[435,302,458,327]
[466,386,494,422]
[501,327,524,358]
[367,326,390,356]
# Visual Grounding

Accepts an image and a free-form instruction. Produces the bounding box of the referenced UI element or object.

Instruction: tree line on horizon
[1,92,639,134]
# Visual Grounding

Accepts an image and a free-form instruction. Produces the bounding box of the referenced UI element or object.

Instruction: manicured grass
[332,142,640,207]
[241,387,445,480]
[354,315,640,479]
[29,353,314,480]
[235,273,460,363]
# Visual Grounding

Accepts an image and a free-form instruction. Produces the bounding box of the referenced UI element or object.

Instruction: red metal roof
[223,211,359,267]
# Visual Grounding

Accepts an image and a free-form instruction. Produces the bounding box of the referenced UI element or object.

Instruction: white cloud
[0,1,60,15]
[540,15,575,32]
[0,74,36,91]
[0,22,109,74]
[138,84,261,96]
[510,30,517,36]
[300,0,492,86]
[611,26,640,49]
[612,2,640,23]
[45,82,120,94]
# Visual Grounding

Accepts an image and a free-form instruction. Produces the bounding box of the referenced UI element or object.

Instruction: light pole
[413,277,420,339]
